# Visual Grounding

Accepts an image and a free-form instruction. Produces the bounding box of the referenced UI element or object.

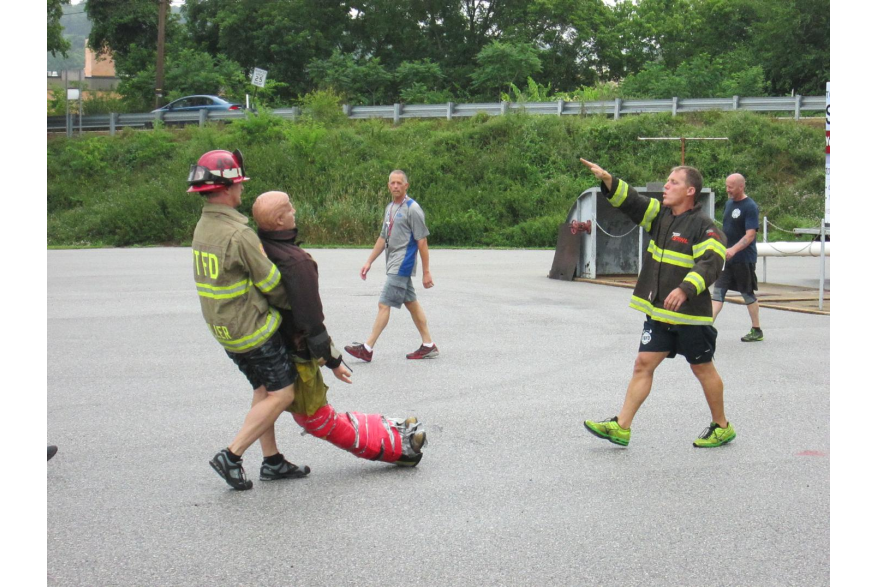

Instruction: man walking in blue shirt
[712,173,763,341]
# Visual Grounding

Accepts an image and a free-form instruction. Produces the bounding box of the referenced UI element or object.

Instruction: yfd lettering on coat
[193,250,220,279]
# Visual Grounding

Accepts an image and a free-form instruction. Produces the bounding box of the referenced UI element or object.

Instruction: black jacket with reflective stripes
[601,178,727,325]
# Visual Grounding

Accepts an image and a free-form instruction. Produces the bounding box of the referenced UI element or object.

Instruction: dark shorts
[379,274,417,308]
[712,262,758,303]
[638,317,718,365]
[226,331,297,392]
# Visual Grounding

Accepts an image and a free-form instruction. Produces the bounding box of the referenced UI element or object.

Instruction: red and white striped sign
[825,82,830,224]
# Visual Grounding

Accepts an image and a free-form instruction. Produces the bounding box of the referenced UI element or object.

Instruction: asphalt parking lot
[48,248,829,586]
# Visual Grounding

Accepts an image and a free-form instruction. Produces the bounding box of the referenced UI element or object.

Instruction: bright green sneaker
[741,328,763,342]
[583,417,630,446]
[693,422,736,447]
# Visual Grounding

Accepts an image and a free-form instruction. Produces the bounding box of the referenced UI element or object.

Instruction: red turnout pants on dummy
[288,357,424,466]
[293,406,411,463]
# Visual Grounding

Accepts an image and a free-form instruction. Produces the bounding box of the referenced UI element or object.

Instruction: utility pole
[154,0,168,110]
[637,137,729,165]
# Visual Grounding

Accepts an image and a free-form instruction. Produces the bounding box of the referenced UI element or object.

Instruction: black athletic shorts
[226,331,297,392]
[638,317,718,365]
[713,262,758,297]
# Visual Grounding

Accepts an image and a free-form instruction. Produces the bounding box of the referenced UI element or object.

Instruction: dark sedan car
[151,95,245,113]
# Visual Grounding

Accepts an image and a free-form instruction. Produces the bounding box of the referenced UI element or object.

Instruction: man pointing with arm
[579,158,736,449]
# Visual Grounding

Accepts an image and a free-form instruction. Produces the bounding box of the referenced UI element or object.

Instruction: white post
[762,216,768,283]
[819,219,826,310]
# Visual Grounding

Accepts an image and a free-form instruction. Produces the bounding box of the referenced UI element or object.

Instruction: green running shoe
[583,417,630,446]
[693,422,736,447]
[741,328,763,342]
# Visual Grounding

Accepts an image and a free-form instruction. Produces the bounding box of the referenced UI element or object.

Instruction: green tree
[470,41,542,99]
[308,50,394,105]
[183,0,350,101]
[85,0,173,60]
[47,3,91,71]
[119,47,249,110]
[621,51,767,98]
[752,0,829,95]
[48,0,72,57]
[396,59,451,103]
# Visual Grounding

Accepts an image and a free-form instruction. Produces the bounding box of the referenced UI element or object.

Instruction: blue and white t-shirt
[379,195,430,277]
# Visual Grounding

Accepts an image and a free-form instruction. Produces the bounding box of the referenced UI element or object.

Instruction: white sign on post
[251,68,268,88]
[67,88,80,100]
[825,82,830,225]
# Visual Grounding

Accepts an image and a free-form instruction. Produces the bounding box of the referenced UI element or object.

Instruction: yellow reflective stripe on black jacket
[646,241,694,268]
[683,271,707,295]
[599,177,727,324]
[630,295,714,325]
[693,236,726,259]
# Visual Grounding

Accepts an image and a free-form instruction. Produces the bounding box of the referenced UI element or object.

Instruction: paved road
[48,249,829,586]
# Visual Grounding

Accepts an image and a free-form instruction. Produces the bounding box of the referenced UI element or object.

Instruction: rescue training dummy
[252,191,427,466]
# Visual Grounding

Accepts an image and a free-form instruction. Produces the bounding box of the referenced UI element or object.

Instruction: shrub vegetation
[47,110,826,248]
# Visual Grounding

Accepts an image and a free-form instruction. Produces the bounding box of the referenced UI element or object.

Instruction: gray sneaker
[394,417,426,467]
[260,457,311,481]
[210,449,253,490]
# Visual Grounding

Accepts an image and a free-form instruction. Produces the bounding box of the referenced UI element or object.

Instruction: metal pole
[78,69,83,136]
[65,72,70,138]
[680,137,686,165]
[819,218,826,310]
[762,216,768,284]
[154,0,168,110]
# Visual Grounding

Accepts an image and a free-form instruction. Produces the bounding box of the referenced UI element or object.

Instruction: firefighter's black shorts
[638,317,718,365]
[226,331,297,392]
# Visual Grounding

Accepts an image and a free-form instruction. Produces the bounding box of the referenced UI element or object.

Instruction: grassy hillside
[47,110,826,248]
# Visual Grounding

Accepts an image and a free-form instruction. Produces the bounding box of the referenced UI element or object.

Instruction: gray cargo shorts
[379,274,417,308]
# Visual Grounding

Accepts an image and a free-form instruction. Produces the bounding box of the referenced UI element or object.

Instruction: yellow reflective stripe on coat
[629,295,714,325]
[647,242,694,268]
[608,180,629,207]
[640,198,660,231]
[693,237,726,259]
[196,278,251,300]
[217,309,281,352]
[254,264,281,293]
[683,271,706,294]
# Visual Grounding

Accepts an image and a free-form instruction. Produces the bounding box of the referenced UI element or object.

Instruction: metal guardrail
[48,95,827,135]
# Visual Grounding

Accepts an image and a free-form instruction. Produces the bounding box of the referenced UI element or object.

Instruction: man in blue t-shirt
[345,170,438,362]
[712,173,763,342]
